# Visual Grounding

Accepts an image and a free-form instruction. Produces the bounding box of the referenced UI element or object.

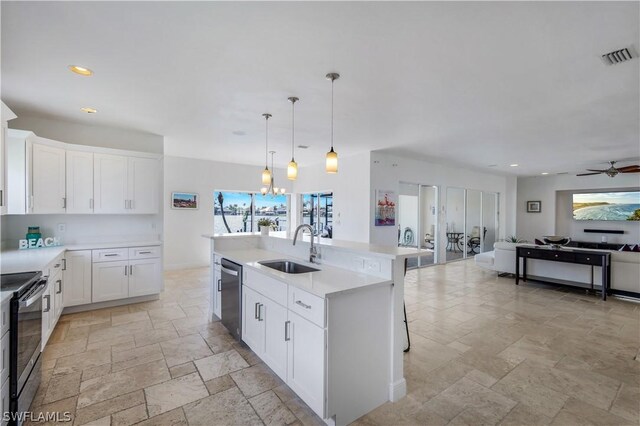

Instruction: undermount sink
[258,260,319,274]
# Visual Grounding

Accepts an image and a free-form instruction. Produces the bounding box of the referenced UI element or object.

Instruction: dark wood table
[515,245,611,300]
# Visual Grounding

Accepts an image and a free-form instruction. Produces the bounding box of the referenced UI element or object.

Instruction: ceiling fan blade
[620,169,640,173]
[577,172,602,176]
[585,169,607,172]
[616,165,640,171]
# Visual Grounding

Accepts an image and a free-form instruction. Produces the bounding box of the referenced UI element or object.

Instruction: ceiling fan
[577,161,640,178]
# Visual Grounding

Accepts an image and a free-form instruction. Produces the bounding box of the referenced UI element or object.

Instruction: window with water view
[214,191,289,234]
[301,192,333,238]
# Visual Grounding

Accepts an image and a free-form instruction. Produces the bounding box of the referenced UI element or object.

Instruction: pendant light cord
[331,78,334,150]
[291,101,295,161]
[265,115,269,168]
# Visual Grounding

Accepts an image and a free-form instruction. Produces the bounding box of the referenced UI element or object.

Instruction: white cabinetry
[92,246,162,303]
[42,254,65,348]
[31,143,66,214]
[128,258,162,297]
[212,255,222,319]
[66,150,94,213]
[92,260,129,303]
[1,102,16,216]
[63,250,92,307]
[94,153,128,214]
[127,157,159,213]
[262,296,289,380]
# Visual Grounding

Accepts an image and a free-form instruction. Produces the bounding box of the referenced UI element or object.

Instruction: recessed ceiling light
[69,65,93,76]
[80,107,97,114]
[541,172,549,175]
[510,164,519,167]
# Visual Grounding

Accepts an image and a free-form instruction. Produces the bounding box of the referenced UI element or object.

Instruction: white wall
[517,173,640,244]
[292,152,371,243]
[163,155,291,269]
[9,115,163,154]
[369,152,511,264]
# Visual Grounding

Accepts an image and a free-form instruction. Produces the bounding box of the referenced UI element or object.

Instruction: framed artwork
[172,192,199,209]
[375,190,397,226]
[527,200,541,213]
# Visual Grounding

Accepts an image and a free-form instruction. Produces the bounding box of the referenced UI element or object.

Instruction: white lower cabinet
[242,280,325,418]
[92,260,129,302]
[91,247,163,303]
[286,310,325,415]
[63,250,92,307]
[52,274,64,319]
[128,258,162,297]
[1,377,8,426]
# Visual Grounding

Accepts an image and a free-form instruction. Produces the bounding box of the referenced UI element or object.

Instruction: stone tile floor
[29,262,639,425]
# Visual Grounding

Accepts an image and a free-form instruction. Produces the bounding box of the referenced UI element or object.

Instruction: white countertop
[203,231,430,259]
[1,240,162,276]
[214,248,392,298]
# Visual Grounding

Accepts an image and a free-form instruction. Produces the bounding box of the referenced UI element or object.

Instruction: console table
[515,246,611,300]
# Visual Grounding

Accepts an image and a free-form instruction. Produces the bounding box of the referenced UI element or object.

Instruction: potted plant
[257,218,274,236]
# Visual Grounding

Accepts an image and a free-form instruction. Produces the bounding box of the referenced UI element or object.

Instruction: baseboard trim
[389,378,407,402]
[62,294,159,314]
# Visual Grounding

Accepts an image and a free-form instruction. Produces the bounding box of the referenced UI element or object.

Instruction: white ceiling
[2,1,639,176]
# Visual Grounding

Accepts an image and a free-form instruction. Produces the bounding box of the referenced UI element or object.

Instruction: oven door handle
[19,280,47,308]
[220,266,239,276]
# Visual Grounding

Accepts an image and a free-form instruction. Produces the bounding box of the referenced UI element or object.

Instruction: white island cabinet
[241,266,391,425]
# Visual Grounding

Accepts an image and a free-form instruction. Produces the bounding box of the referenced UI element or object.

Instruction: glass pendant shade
[326,147,338,173]
[287,159,298,180]
[261,167,271,185]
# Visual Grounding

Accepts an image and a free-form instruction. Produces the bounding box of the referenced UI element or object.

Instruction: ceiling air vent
[601,48,633,65]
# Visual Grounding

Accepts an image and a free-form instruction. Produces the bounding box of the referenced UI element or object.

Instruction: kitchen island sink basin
[258,260,319,274]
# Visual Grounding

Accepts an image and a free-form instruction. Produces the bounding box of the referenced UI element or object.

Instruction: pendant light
[261,113,272,185]
[325,72,340,174]
[287,97,299,180]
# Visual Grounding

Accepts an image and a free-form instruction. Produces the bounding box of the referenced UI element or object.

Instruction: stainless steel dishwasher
[220,259,242,340]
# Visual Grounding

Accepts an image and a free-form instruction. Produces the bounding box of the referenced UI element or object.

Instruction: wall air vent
[601,48,633,65]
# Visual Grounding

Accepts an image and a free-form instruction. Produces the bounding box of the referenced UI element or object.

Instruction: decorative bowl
[543,236,571,249]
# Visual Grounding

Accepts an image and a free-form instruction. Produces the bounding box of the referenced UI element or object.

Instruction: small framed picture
[527,200,541,213]
[172,192,199,209]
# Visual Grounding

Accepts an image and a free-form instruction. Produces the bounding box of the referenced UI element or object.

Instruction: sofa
[475,242,640,295]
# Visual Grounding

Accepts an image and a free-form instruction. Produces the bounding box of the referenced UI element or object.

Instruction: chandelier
[261,151,286,196]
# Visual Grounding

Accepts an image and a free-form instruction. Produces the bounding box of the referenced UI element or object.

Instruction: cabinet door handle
[295,300,312,309]
[62,258,66,271]
[62,197,66,208]
[130,199,134,210]
[54,263,61,269]
[254,302,260,319]
[43,295,51,313]
[105,253,118,257]
[139,251,151,254]
[56,279,62,294]
[0,189,3,207]
[89,198,94,209]
[130,265,133,275]
[258,304,264,321]
[217,279,221,292]
[125,265,128,276]
[284,320,291,341]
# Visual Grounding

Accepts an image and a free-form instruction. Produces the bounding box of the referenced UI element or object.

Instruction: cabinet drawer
[245,269,288,307]
[129,246,161,259]
[48,254,65,276]
[574,253,602,266]
[543,251,575,262]
[92,248,128,262]
[288,287,325,328]
[521,249,544,259]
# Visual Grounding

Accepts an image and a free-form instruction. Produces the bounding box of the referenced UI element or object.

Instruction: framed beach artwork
[527,200,541,213]
[375,190,397,226]
[172,192,199,209]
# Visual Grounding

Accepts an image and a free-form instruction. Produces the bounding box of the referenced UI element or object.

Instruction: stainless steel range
[2,271,47,425]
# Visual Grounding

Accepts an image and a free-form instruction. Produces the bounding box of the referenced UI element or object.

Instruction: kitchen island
[203,232,427,426]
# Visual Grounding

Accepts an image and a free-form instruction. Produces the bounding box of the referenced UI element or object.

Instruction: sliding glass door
[445,188,499,262]
[398,182,438,269]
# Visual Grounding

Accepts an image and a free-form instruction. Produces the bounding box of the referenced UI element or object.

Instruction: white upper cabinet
[94,153,128,214]
[31,143,66,214]
[66,150,94,214]
[127,157,159,214]
[0,125,6,215]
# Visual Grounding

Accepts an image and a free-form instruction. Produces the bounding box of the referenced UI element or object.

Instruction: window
[214,191,289,234]
[300,192,333,238]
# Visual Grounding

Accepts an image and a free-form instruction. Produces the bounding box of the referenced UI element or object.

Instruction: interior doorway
[398,182,438,269]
